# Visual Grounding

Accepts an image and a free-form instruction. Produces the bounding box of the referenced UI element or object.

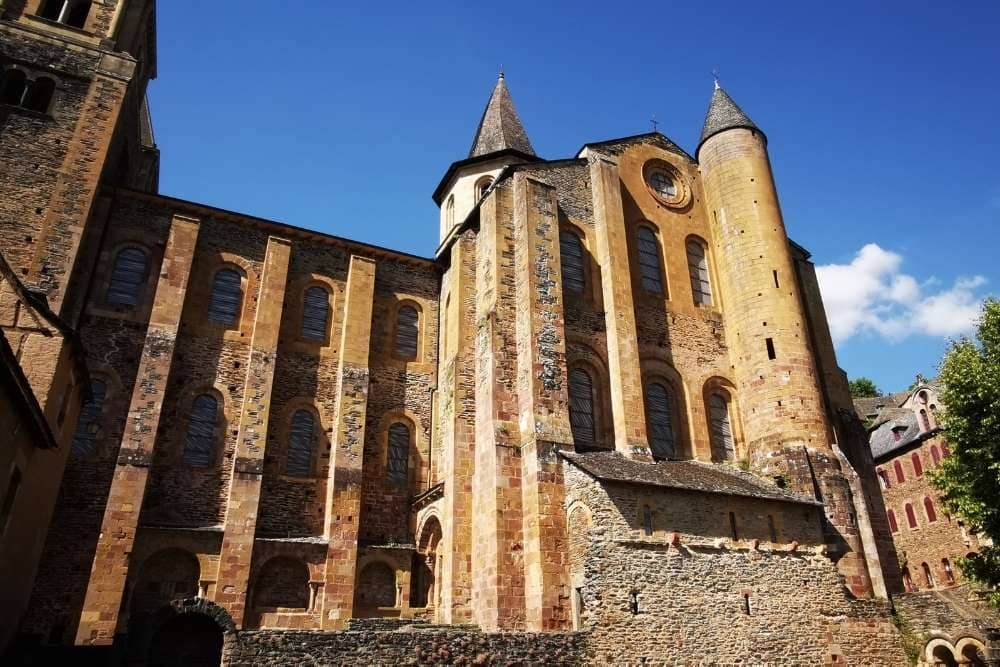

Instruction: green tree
[930,298,1000,607]
[848,376,881,398]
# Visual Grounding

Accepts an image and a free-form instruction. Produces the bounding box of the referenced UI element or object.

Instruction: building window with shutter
[71,380,107,457]
[645,382,676,459]
[286,410,316,476]
[560,230,586,294]
[301,286,329,341]
[636,226,665,295]
[387,422,410,486]
[208,267,244,326]
[893,460,905,483]
[905,502,918,529]
[887,509,898,533]
[686,238,713,306]
[106,247,149,306]
[924,496,937,523]
[911,452,924,477]
[183,394,219,467]
[708,393,736,461]
[568,368,596,446]
[395,305,420,360]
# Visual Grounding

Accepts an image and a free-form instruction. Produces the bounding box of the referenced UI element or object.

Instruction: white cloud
[815,243,988,344]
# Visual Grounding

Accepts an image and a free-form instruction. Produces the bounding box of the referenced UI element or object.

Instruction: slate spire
[698,82,761,151]
[468,72,535,158]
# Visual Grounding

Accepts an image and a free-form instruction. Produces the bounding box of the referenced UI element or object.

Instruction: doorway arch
[148,613,223,667]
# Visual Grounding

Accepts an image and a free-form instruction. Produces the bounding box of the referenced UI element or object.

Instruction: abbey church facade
[1,1,994,665]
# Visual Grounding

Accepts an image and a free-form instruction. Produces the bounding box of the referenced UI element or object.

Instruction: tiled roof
[870,411,923,460]
[468,74,535,158]
[561,450,820,506]
[698,84,760,150]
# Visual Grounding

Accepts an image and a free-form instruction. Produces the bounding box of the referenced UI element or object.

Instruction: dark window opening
[71,380,107,456]
[1,466,22,536]
[559,230,586,294]
[729,512,738,540]
[708,393,736,461]
[646,382,676,459]
[772,270,780,288]
[286,410,316,476]
[106,247,149,306]
[568,368,596,445]
[887,509,898,533]
[905,503,917,529]
[629,590,639,615]
[0,69,28,106]
[636,226,664,295]
[39,0,92,28]
[183,394,218,467]
[24,77,55,112]
[912,452,924,477]
[208,267,243,326]
[743,593,752,615]
[301,286,329,341]
[765,338,776,360]
[767,515,778,542]
[395,305,419,359]
[642,506,653,536]
[387,423,410,486]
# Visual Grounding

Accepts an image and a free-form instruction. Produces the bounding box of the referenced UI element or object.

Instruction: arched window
[301,286,329,341]
[38,0,91,28]
[893,460,905,483]
[568,368,595,445]
[887,509,898,533]
[921,562,935,588]
[901,567,915,592]
[106,247,148,306]
[877,468,891,489]
[708,393,736,461]
[207,267,243,326]
[444,195,455,231]
[475,177,493,200]
[905,503,918,529]
[559,230,585,294]
[0,69,28,106]
[24,77,55,113]
[395,305,419,359]
[642,505,653,536]
[645,382,676,459]
[71,380,107,456]
[686,239,713,306]
[919,408,931,432]
[252,557,310,610]
[911,452,924,477]
[930,445,941,466]
[636,226,664,294]
[183,394,218,467]
[286,409,315,476]
[924,496,937,523]
[355,562,397,608]
[387,422,410,486]
[942,558,955,585]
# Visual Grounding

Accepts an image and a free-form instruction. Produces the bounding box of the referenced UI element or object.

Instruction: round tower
[698,84,876,597]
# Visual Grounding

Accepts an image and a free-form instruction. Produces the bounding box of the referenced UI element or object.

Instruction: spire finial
[650,114,659,133]
[712,68,720,90]
[499,64,504,80]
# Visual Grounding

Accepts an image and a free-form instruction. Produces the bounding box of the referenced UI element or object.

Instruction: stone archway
[414,515,443,617]
[139,598,237,667]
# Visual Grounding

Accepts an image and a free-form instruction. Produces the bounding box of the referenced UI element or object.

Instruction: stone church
[0,1,994,664]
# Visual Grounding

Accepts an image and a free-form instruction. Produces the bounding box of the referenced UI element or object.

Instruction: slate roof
[870,411,924,460]
[853,390,912,421]
[468,73,535,158]
[698,83,761,151]
[561,450,820,506]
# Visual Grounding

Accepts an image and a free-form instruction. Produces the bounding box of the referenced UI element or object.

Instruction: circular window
[643,160,688,208]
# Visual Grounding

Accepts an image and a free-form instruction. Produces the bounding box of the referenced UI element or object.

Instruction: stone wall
[226,625,586,666]
[563,461,910,665]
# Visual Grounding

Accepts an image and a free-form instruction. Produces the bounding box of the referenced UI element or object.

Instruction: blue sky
[148,0,999,394]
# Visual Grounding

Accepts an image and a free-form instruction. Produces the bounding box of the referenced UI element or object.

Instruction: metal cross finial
[651,114,659,133]
[499,64,504,80]
[712,68,721,89]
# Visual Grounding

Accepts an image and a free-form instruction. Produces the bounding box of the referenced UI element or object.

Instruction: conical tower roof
[468,73,535,158]
[698,82,761,152]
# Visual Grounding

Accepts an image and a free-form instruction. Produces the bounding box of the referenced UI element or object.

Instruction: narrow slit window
[729,512,738,540]
[767,515,778,542]
[942,559,954,584]
[395,305,420,359]
[183,394,219,467]
[559,230,586,294]
[686,239,713,306]
[645,382,676,459]
[301,286,329,341]
[743,593,752,615]
[387,423,410,486]
[286,410,316,476]
[208,267,243,326]
[765,338,776,360]
[568,368,596,445]
[773,270,780,288]
[71,380,107,457]
[636,226,664,294]
[106,247,148,306]
[709,393,736,461]
[642,506,653,536]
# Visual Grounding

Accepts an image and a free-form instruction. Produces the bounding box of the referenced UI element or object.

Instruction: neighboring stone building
[1,1,994,664]
[858,380,998,665]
